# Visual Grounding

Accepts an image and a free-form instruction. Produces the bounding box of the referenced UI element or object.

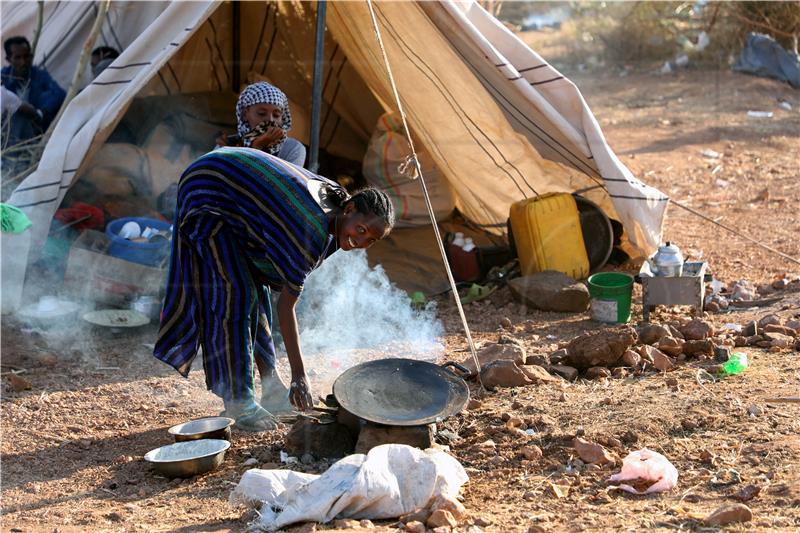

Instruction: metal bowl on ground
[144,439,230,478]
[168,416,234,442]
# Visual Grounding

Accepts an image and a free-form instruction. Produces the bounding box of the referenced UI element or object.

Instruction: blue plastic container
[106,217,171,267]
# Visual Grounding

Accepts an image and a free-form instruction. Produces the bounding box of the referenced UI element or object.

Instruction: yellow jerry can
[509,193,590,280]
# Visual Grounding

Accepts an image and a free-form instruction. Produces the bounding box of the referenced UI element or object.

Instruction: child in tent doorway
[215,82,306,167]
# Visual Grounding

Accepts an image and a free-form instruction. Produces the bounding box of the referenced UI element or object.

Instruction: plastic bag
[607,448,678,494]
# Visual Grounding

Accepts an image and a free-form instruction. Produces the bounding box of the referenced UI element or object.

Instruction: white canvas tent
[2,0,668,292]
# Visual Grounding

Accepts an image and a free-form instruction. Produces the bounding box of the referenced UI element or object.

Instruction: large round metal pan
[333,358,470,426]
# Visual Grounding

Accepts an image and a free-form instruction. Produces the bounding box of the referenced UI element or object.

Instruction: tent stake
[308,0,327,173]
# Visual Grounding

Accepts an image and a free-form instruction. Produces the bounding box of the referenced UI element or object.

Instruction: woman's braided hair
[328,186,395,232]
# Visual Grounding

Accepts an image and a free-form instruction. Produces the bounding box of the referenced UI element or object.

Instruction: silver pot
[652,242,684,277]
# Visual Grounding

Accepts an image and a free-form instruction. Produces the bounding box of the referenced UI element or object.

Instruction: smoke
[293,249,444,388]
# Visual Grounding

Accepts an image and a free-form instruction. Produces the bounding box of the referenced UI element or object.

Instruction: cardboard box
[65,230,168,306]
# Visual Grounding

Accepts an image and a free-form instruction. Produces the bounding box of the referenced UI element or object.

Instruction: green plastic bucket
[587,272,634,323]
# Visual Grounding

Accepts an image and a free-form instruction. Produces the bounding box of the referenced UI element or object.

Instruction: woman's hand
[251,126,285,150]
[277,289,312,410]
[289,374,313,411]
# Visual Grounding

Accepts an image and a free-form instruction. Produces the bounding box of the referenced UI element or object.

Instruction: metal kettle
[652,242,684,277]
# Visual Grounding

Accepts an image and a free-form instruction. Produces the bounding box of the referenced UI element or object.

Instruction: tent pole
[232,1,240,92]
[308,0,327,173]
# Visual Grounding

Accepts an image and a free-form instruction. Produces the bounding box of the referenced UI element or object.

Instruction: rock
[667,324,685,339]
[621,430,638,444]
[733,484,761,502]
[466,399,482,410]
[733,336,747,347]
[745,334,763,346]
[651,349,676,372]
[705,301,720,313]
[300,453,315,464]
[431,528,452,533]
[359,520,375,529]
[679,319,714,340]
[34,352,58,366]
[703,503,753,526]
[549,348,569,363]
[572,437,615,465]
[786,319,800,332]
[764,331,792,348]
[585,366,611,380]
[714,346,731,362]
[764,324,796,337]
[333,518,361,529]
[508,271,590,312]
[743,320,758,337]
[355,424,434,454]
[755,340,772,349]
[562,326,638,370]
[521,445,543,460]
[520,364,560,384]
[400,509,431,524]
[459,342,526,374]
[611,367,628,379]
[500,317,513,329]
[546,364,578,382]
[473,517,492,527]
[295,523,318,533]
[480,359,531,388]
[682,339,714,356]
[430,495,466,520]
[622,349,641,367]
[427,509,457,529]
[637,323,670,345]
[7,374,32,392]
[285,419,355,459]
[242,457,258,466]
[404,521,425,533]
[657,336,684,356]
[757,314,781,328]
[506,416,524,428]
[548,482,570,498]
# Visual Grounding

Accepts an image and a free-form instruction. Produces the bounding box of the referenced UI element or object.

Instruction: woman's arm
[277,288,313,410]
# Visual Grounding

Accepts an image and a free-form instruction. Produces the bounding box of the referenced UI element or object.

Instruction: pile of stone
[463,313,798,386]
[705,276,798,312]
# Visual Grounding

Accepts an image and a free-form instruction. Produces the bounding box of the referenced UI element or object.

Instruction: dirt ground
[2,35,800,533]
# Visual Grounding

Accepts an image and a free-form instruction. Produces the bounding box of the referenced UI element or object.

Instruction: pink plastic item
[607,448,678,494]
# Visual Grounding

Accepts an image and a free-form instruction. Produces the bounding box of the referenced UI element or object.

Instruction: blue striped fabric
[153,148,337,400]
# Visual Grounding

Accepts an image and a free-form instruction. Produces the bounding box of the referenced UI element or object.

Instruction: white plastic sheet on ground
[230,444,468,531]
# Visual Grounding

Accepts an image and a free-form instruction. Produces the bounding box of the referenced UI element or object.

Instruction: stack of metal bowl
[144,417,234,478]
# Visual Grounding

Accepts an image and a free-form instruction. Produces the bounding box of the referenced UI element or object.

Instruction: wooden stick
[764,397,800,403]
[728,296,784,308]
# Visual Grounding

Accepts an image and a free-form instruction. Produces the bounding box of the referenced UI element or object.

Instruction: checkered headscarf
[235,82,292,155]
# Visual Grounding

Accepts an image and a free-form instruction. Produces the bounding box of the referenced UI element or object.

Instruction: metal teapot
[652,242,684,277]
